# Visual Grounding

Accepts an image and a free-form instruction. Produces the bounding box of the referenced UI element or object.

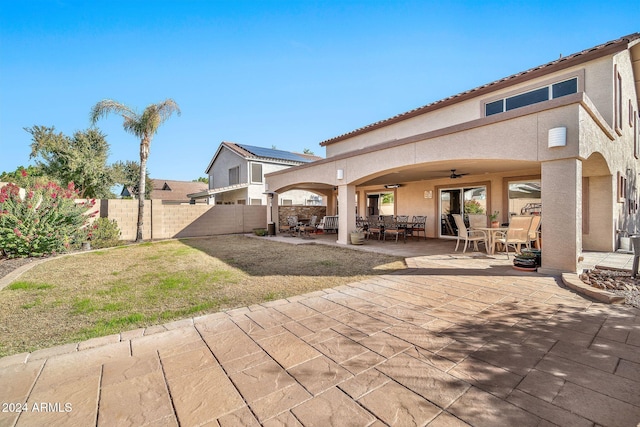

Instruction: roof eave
[320,33,639,147]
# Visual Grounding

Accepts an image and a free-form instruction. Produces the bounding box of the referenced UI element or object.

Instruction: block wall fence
[97,199,267,241]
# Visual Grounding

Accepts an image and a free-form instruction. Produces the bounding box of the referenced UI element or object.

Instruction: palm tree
[90,99,181,242]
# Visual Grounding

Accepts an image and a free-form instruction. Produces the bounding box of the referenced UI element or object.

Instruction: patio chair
[452,214,487,253]
[467,214,487,229]
[367,215,383,240]
[279,215,298,235]
[494,215,533,258]
[395,215,410,238]
[286,215,300,236]
[411,215,427,240]
[301,215,318,236]
[382,216,406,243]
[528,215,542,249]
[356,216,369,236]
[442,214,455,236]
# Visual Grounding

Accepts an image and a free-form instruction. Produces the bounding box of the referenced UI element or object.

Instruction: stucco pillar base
[536,267,566,276]
[336,184,356,245]
[540,158,582,273]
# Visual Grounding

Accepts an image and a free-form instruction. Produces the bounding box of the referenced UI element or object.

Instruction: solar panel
[236,144,313,163]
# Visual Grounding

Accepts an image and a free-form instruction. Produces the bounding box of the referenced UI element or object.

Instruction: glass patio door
[439,186,487,237]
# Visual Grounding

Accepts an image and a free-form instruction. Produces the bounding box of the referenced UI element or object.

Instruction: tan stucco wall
[324,59,613,159]
[583,175,615,251]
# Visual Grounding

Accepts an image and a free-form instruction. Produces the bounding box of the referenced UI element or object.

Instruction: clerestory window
[485,77,578,117]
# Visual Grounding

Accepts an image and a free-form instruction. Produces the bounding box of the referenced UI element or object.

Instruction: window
[614,67,623,135]
[237,199,246,205]
[635,111,639,159]
[439,186,487,237]
[508,180,541,216]
[618,171,627,202]
[505,87,549,111]
[209,175,214,190]
[552,78,578,98]
[228,166,240,186]
[485,77,578,116]
[485,100,504,116]
[250,198,262,205]
[251,163,263,183]
[281,199,293,206]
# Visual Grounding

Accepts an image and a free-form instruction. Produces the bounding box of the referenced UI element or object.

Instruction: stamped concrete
[1,240,639,426]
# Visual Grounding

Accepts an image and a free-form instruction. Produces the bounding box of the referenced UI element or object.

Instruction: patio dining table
[473,227,510,255]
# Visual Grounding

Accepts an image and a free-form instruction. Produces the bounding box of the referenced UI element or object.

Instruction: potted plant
[253,228,268,236]
[350,228,365,245]
[513,251,538,271]
[489,211,500,228]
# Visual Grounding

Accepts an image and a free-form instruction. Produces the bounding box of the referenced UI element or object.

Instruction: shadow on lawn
[180,235,408,278]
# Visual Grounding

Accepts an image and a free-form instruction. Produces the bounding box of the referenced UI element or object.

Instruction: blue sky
[0,1,637,181]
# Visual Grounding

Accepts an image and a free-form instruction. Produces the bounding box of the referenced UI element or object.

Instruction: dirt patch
[0,257,39,280]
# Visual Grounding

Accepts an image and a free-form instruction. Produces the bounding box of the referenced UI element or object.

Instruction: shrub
[0,181,96,258]
[87,217,121,249]
[464,200,485,214]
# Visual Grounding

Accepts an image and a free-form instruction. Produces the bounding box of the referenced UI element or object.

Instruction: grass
[0,235,405,357]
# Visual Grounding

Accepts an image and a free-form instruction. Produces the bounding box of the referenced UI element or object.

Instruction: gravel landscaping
[579,268,640,308]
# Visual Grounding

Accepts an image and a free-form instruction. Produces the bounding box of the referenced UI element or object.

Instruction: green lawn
[0,235,405,357]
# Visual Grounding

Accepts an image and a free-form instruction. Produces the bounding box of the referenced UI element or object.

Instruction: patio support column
[538,158,582,274]
[271,193,279,233]
[336,184,356,245]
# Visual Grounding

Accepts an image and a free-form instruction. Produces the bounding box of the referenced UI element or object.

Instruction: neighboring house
[266,33,640,274]
[189,142,324,206]
[121,179,207,203]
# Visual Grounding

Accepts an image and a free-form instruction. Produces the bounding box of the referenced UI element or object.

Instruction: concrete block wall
[98,199,267,241]
[100,199,152,241]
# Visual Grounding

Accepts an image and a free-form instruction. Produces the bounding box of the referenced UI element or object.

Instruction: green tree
[303,148,314,155]
[90,99,181,242]
[0,165,48,188]
[112,160,152,199]
[193,177,208,183]
[26,126,116,198]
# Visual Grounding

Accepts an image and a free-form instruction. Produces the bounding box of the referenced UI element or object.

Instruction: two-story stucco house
[189,142,324,206]
[266,33,640,274]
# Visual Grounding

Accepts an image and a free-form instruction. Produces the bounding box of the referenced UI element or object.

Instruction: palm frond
[89,100,136,125]
[140,99,181,135]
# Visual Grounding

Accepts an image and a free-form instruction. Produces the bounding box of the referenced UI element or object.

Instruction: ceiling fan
[449,169,469,179]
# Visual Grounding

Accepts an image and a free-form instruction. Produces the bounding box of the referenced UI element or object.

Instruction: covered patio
[248,231,634,273]
[265,104,620,275]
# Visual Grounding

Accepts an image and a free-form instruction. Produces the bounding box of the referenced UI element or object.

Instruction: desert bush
[0,180,96,258]
[87,217,121,248]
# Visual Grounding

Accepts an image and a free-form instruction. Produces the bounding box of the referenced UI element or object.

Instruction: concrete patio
[1,236,639,426]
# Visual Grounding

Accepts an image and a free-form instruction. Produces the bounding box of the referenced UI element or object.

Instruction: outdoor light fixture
[384,184,401,189]
[336,169,344,180]
[548,127,567,147]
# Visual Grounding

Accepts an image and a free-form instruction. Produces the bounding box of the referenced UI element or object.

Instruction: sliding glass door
[439,186,487,237]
